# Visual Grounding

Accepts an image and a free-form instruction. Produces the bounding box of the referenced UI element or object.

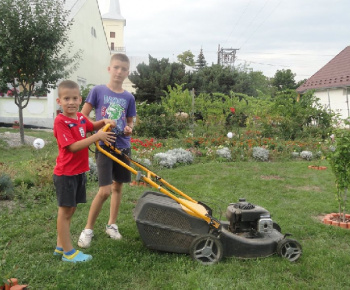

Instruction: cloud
[117,0,349,80]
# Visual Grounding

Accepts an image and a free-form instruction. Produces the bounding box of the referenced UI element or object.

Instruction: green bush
[0,174,14,200]
[258,90,335,140]
[135,102,189,138]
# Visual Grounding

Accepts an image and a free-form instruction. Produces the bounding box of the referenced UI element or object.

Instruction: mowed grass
[1,128,350,289]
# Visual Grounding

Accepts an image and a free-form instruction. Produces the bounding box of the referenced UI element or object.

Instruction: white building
[296,46,350,120]
[0,0,133,128]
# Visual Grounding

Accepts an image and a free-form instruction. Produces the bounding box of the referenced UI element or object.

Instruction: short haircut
[58,80,80,96]
[110,53,130,64]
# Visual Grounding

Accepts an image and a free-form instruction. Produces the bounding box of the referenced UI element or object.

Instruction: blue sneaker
[53,248,63,256]
[62,250,92,263]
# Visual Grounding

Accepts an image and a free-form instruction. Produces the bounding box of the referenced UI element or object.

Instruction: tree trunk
[18,104,25,145]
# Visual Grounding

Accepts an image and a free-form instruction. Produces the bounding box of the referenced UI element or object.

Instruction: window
[111,42,114,50]
[110,32,115,38]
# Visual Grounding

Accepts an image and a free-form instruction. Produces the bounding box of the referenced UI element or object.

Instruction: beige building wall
[103,18,125,52]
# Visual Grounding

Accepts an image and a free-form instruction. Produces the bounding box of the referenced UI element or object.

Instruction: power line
[235,0,270,48]
[236,58,289,67]
[239,0,282,49]
[223,0,253,46]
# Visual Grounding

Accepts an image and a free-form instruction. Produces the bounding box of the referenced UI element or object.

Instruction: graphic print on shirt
[102,95,127,133]
[79,127,85,137]
[106,104,123,120]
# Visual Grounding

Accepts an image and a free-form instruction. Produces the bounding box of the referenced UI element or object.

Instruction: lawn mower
[96,124,302,265]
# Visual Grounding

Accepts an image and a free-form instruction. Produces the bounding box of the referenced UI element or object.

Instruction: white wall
[314,88,350,120]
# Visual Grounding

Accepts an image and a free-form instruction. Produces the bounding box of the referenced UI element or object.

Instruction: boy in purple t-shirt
[78,53,136,248]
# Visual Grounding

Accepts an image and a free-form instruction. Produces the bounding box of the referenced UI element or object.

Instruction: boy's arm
[81,102,93,117]
[67,129,116,153]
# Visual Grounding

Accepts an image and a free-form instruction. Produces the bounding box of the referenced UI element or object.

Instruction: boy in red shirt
[53,80,116,263]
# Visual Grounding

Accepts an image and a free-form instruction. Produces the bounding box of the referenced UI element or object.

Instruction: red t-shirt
[53,112,94,176]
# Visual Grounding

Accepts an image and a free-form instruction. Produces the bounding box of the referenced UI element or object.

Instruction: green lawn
[1,129,350,289]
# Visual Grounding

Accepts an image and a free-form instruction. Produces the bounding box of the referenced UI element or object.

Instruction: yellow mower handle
[95,124,221,229]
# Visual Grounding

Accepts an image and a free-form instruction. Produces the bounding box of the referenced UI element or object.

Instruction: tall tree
[177,50,195,67]
[272,69,297,91]
[129,55,187,103]
[232,64,272,97]
[186,64,237,95]
[0,0,81,144]
[195,48,207,70]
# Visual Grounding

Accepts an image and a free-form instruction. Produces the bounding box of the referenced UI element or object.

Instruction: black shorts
[95,146,132,186]
[53,173,87,207]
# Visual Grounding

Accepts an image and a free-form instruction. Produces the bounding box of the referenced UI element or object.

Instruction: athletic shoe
[106,224,122,240]
[62,250,92,263]
[53,248,63,256]
[78,229,94,248]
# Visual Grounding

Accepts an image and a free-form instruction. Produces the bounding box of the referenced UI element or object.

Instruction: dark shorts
[95,146,132,186]
[53,173,87,207]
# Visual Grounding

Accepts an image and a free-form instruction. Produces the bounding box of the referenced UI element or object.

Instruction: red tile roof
[296,46,350,93]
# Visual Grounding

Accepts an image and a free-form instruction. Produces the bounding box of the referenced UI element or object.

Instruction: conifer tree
[195,48,207,71]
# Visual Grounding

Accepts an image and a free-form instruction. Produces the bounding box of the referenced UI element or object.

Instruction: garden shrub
[258,90,335,140]
[134,158,152,167]
[0,174,14,200]
[216,147,231,160]
[154,148,193,168]
[252,147,269,162]
[154,153,177,168]
[291,152,300,158]
[134,102,189,138]
[300,151,313,161]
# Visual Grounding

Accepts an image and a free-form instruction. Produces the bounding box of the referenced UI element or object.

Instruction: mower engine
[226,198,274,234]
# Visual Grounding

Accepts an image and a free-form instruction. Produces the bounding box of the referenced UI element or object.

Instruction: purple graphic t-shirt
[86,85,136,148]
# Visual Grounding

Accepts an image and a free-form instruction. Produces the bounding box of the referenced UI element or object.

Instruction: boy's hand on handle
[96,129,116,144]
[103,119,116,128]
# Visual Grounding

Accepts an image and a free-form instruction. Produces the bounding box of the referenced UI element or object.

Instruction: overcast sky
[107,0,349,81]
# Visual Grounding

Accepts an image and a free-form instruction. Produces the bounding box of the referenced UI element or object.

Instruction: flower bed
[323,213,350,229]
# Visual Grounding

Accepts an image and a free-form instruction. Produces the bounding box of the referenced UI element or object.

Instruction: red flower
[230,107,235,114]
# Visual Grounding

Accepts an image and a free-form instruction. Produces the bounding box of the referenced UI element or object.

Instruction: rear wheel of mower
[277,238,302,262]
[190,234,223,265]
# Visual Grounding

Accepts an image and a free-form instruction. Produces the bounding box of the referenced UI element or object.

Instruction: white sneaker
[78,229,94,248]
[106,224,122,240]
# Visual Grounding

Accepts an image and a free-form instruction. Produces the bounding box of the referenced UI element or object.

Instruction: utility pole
[217,44,239,67]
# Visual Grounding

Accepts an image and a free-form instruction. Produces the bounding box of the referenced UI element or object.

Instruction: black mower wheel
[190,234,223,265]
[277,238,302,262]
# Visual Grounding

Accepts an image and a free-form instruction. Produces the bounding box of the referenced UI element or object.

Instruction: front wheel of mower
[277,238,302,262]
[190,234,223,265]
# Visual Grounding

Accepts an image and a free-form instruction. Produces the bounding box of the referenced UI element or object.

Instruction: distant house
[0,0,133,129]
[296,46,350,120]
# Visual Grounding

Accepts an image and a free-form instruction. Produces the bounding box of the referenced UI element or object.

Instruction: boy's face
[108,59,129,84]
[56,88,82,118]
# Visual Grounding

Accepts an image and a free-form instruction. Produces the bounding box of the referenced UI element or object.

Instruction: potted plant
[325,121,350,225]
[12,121,19,129]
